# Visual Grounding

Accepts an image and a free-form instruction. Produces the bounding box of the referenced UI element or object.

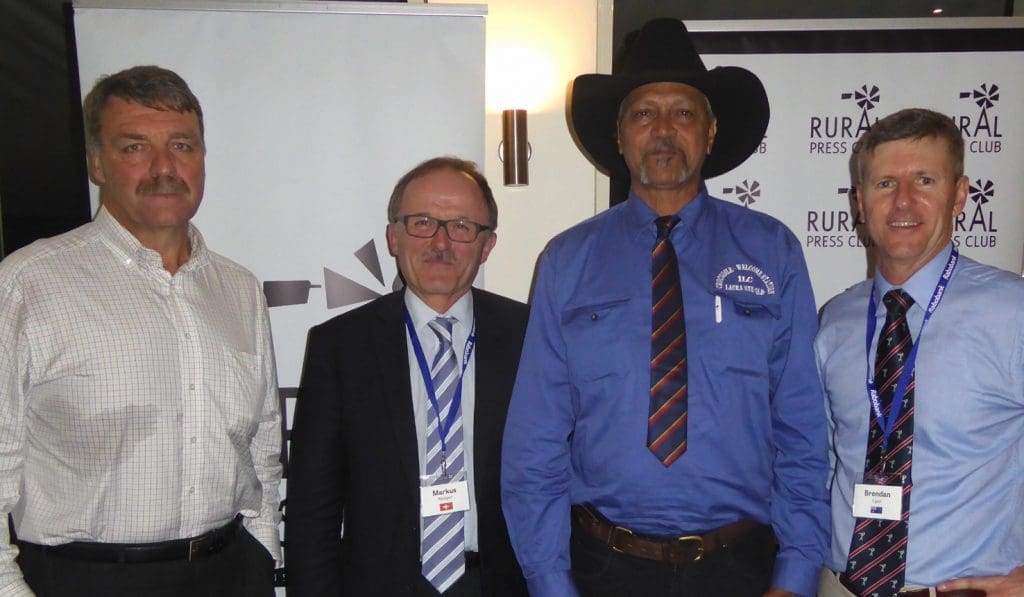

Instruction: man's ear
[87,147,106,185]
[706,117,718,155]
[952,175,969,219]
[855,186,866,227]
[386,223,399,257]
[479,231,497,265]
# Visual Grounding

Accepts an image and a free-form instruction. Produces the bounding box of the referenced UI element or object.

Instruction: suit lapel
[471,290,511,494]
[373,293,421,503]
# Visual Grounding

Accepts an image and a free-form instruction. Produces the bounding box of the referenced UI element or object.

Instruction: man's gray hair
[83,65,204,148]
[387,156,498,229]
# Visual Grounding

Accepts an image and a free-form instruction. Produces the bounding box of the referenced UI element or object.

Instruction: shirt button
[184,332,192,340]
[188,487,195,495]
[189,383,195,391]
[190,437,197,444]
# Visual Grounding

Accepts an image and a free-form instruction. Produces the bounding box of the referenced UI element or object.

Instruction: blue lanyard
[403,306,476,457]
[864,249,958,452]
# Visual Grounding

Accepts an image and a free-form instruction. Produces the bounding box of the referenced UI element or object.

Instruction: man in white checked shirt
[0,65,281,596]
[287,157,528,596]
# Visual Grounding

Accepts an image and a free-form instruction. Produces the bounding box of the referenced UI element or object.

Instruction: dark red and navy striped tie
[647,215,688,467]
[842,289,915,596]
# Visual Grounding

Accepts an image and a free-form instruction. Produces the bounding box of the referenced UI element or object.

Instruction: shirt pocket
[703,293,781,383]
[561,295,637,385]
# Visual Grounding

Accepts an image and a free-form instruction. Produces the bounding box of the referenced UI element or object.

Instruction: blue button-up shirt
[816,244,1024,586]
[502,189,830,597]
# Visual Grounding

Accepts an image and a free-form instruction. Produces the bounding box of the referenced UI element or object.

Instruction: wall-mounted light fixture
[500,108,529,186]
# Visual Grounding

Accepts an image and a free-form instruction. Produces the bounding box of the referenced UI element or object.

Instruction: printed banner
[691,22,1024,306]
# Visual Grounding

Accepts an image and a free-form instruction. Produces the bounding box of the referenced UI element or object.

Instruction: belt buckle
[608,525,634,553]
[674,535,704,561]
[188,537,203,562]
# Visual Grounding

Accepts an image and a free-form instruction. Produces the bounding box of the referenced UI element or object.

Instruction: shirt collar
[623,184,709,241]
[94,205,209,273]
[874,242,955,309]
[403,288,474,332]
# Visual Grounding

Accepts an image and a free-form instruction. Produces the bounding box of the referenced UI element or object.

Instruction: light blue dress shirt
[502,189,830,597]
[816,243,1024,586]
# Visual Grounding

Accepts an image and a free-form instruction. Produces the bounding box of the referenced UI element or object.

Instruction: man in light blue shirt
[502,19,829,597]
[816,108,1024,597]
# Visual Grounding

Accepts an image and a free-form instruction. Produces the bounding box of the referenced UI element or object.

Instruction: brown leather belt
[837,571,986,597]
[572,505,762,567]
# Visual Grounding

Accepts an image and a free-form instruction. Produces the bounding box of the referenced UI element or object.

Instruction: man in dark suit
[287,156,528,597]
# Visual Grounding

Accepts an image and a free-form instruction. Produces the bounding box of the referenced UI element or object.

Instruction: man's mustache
[646,139,686,155]
[423,250,455,263]
[137,177,189,196]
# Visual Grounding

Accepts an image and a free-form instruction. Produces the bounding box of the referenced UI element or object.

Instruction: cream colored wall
[433,0,605,302]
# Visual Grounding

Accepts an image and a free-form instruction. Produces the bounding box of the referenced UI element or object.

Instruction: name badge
[420,480,470,517]
[852,483,903,521]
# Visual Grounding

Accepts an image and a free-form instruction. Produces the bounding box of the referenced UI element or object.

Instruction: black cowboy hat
[569,18,769,180]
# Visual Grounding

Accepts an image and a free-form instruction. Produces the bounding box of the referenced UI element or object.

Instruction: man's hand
[938,565,1024,597]
[762,588,798,597]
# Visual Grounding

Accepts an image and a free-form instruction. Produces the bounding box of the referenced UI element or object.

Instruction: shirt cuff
[0,577,35,597]
[525,570,580,597]
[243,517,283,567]
[771,553,821,597]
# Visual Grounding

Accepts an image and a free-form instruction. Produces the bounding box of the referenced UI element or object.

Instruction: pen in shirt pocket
[714,295,722,324]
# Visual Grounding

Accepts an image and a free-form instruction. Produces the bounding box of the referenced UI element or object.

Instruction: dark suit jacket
[287,288,529,596]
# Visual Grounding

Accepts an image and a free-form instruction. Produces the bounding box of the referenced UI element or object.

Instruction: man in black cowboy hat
[501,18,829,597]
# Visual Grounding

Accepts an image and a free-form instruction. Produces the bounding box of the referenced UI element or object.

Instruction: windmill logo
[957,83,1003,146]
[961,83,999,111]
[721,179,761,207]
[809,84,880,154]
[262,239,398,309]
[970,179,994,206]
[955,179,998,238]
[845,84,880,113]
[845,84,879,142]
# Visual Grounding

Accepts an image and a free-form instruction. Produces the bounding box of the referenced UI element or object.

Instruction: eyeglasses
[394,215,492,243]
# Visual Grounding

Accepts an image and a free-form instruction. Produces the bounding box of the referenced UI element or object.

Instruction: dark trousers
[17,527,274,597]
[570,515,778,597]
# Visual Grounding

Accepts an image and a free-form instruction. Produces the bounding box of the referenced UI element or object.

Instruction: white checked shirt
[0,207,282,595]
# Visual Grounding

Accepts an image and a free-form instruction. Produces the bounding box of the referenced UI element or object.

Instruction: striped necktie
[647,215,688,466]
[842,289,915,596]
[421,316,466,593]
